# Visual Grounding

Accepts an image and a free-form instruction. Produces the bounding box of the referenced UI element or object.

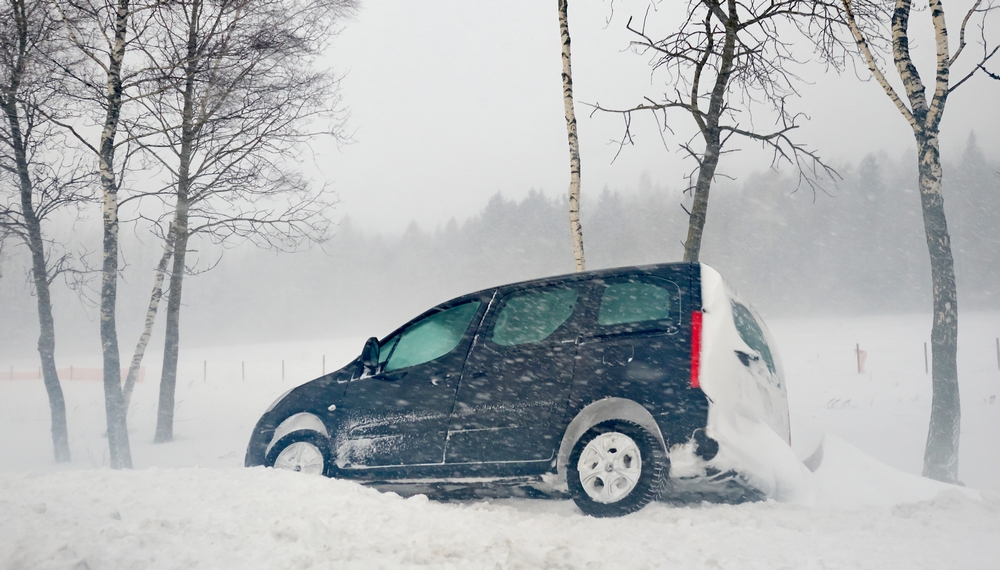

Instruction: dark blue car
[246,262,789,517]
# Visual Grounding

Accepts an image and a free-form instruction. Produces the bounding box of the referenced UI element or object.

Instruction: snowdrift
[2,462,997,570]
[2,312,999,568]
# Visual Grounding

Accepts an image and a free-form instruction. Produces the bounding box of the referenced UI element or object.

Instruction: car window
[598,281,672,326]
[383,301,481,372]
[491,287,579,346]
[731,301,776,374]
[378,335,399,365]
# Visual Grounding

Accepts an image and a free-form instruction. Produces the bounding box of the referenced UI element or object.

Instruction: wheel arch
[264,412,330,457]
[555,397,666,488]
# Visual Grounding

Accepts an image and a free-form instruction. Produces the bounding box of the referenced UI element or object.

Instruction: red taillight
[691,310,703,389]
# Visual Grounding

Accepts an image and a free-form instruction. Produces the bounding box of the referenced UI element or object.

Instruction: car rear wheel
[567,420,667,517]
[265,430,332,476]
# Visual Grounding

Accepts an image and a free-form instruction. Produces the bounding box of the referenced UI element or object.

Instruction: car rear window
[598,281,672,326]
[491,287,579,346]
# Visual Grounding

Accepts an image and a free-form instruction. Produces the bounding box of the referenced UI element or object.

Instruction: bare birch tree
[0,0,93,463]
[558,0,585,272]
[121,219,174,408]
[809,0,998,482]
[594,0,835,262]
[124,0,354,442]
[52,0,164,469]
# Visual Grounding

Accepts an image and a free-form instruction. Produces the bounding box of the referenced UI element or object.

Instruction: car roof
[464,261,698,298]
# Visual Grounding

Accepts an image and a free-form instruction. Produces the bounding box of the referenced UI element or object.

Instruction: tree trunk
[154,10,199,442]
[682,4,736,263]
[123,221,176,408]
[3,99,70,463]
[916,132,960,483]
[99,0,133,469]
[23,177,71,464]
[154,215,188,443]
[682,137,722,263]
[558,0,585,272]
[100,160,130,468]
[99,161,130,468]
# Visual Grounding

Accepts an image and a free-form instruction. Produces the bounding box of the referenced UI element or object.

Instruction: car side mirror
[361,336,380,376]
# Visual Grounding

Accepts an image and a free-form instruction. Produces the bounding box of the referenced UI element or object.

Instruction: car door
[574,274,688,412]
[336,297,486,469]
[445,282,589,464]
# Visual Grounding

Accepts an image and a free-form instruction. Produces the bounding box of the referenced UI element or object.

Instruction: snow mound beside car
[808,434,979,508]
[708,412,976,508]
[2,460,998,570]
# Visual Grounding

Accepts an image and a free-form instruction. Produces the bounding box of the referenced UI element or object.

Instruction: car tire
[264,430,333,477]
[567,420,668,517]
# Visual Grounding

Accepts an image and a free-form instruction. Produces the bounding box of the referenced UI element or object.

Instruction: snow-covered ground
[2,312,999,568]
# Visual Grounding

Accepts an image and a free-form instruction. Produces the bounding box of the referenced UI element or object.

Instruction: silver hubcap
[577,432,642,503]
[273,441,325,475]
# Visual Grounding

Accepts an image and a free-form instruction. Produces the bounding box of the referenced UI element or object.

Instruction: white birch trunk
[558,0,585,272]
[122,221,177,408]
[98,0,134,469]
[841,0,961,482]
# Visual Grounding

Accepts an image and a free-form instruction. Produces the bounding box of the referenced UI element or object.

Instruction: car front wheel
[567,420,667,517]
[264,430,332,476]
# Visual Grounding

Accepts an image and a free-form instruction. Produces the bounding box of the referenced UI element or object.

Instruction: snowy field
[2,312,1000,569]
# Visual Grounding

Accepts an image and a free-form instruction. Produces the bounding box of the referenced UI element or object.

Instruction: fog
[3,4,1000,566]
[318,0,1000,231]
[2,139,997,365]
[1,2,998,364]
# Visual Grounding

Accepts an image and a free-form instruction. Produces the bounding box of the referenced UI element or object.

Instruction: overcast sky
[312,0,999,233]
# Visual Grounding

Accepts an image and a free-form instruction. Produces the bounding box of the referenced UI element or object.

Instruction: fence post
[924,342,929,374]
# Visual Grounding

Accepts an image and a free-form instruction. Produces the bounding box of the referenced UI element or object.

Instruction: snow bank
[2,313,999,568]
[3,467,999,570]
[809,434,979,508]
[703,420,977,509]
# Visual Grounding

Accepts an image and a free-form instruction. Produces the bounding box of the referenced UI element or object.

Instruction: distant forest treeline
[192,135,998,343]
[2,137,998,354]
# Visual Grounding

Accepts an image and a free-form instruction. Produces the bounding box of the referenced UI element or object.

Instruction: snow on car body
[245,262,790,516]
